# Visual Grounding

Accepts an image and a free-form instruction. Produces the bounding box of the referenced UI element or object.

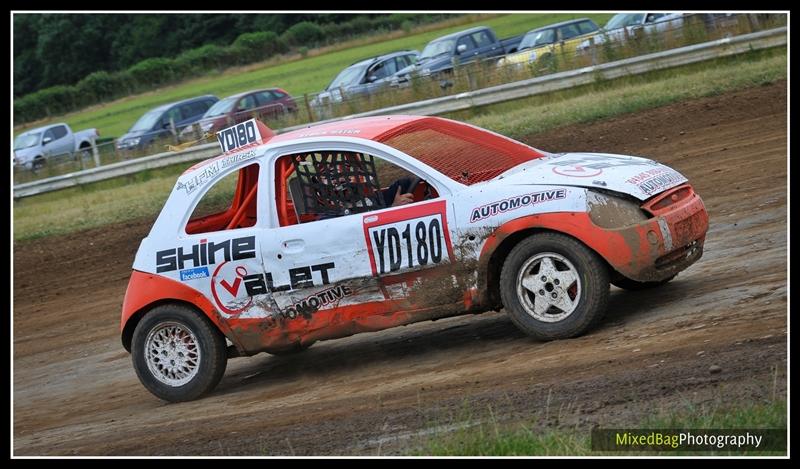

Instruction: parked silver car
[311,50,419,108]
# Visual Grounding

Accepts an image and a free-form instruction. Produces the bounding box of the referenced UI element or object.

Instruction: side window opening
[274,151,440,227]
[53,125,68,140]
[186,163,260,234]
[472,30,494,48]
[456,35,476,52]
[578,21,598,34]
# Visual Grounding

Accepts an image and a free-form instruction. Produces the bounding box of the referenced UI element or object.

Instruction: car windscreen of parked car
[518,29,556,50]
[14,133,41,150]
[605,13,646,30]
[129,109,164,132]
[328,64,369,90]
[419,39,455,59]
[203,96,238,118]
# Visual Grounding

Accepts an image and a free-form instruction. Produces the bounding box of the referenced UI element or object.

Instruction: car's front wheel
[500,233,609,340]
[131,304,228,402]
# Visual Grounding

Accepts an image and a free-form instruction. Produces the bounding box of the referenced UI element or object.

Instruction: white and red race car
[121,116,708,401]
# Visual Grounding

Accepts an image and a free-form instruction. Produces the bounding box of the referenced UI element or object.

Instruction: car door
[471,29,500,61]
[254,91,279,118]
[265,145,459,322]
[177,102,203,130]
[42,125,72,158]
[234,95,258,124]
[159,106,183,138]
[455,34,478,64]
[365,58,397,93]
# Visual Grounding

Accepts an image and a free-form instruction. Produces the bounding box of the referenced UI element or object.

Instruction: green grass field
[415,399,786,456]
[15,13,611,140]
[12,48,786,242]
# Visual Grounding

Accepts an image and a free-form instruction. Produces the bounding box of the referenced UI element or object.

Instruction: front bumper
[593,184,709,282]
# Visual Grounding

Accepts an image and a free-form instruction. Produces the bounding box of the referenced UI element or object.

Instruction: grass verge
[13,47,786,241]
[414,399,787,456]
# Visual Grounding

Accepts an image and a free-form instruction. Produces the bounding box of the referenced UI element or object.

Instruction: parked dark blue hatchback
[116,95,219,151]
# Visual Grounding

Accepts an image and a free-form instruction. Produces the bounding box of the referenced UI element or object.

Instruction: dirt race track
[13,81,787,456]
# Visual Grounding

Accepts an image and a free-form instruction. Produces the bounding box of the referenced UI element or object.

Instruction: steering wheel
[406,176,435,202]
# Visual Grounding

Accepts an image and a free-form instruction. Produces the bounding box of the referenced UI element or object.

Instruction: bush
[282,21,324,47]
[128,57,177,87]
[232,31,288,62]
[175,44,232,72]
[14,85,79,123]
[75,71,119,102]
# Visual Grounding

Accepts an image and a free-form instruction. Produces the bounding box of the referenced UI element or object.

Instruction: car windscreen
[518,29,555,50]
[204,96,238,117]
[419,39,455,60]
[605,13,645,30]
[129,109,164,132]
[14,133,41,150]
[328,64,369,90]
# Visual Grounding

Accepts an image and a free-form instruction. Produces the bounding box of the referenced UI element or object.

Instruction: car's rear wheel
[500,233,609,340]
[131,304,227,402]
[79,146,92,161]
[612,274,676,291]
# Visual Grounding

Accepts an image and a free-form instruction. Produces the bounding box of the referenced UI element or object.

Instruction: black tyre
[31,157,45,171]
[131,304,228,402]
[500,233,609,341]
[612,274,676,291]
[79,146,92,161]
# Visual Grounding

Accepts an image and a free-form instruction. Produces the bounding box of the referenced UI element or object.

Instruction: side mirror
[42,136,53,145]
[367,75,378,83]
[456,44,468,54]
[162,121,172,130]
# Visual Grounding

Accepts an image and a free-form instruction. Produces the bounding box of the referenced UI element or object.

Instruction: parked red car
[180,88,297,139]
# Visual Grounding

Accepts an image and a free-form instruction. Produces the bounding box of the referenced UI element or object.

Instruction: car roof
[187,115,545,185]
[525,18,595,34]
[347,50,418,68]
[431,26,489,42]
[150,95,218,113]
[17,122,68,135]
[222,88,281,101]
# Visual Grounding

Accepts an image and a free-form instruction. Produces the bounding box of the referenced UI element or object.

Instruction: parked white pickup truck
[575,13,687,53]
[13,122,99,170]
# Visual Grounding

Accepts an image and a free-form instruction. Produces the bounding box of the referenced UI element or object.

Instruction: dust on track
[13,81,787,455]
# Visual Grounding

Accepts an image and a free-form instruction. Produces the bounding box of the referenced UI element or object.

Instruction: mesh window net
[291,151,386,218]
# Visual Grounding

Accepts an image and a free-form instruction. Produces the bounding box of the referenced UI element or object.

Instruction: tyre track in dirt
[13,81,787,455]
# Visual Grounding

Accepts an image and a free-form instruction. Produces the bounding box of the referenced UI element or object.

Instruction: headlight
[421,68,431,76]
[587,190,649,228]
[119,137,141,149]
[201,122,214,132]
